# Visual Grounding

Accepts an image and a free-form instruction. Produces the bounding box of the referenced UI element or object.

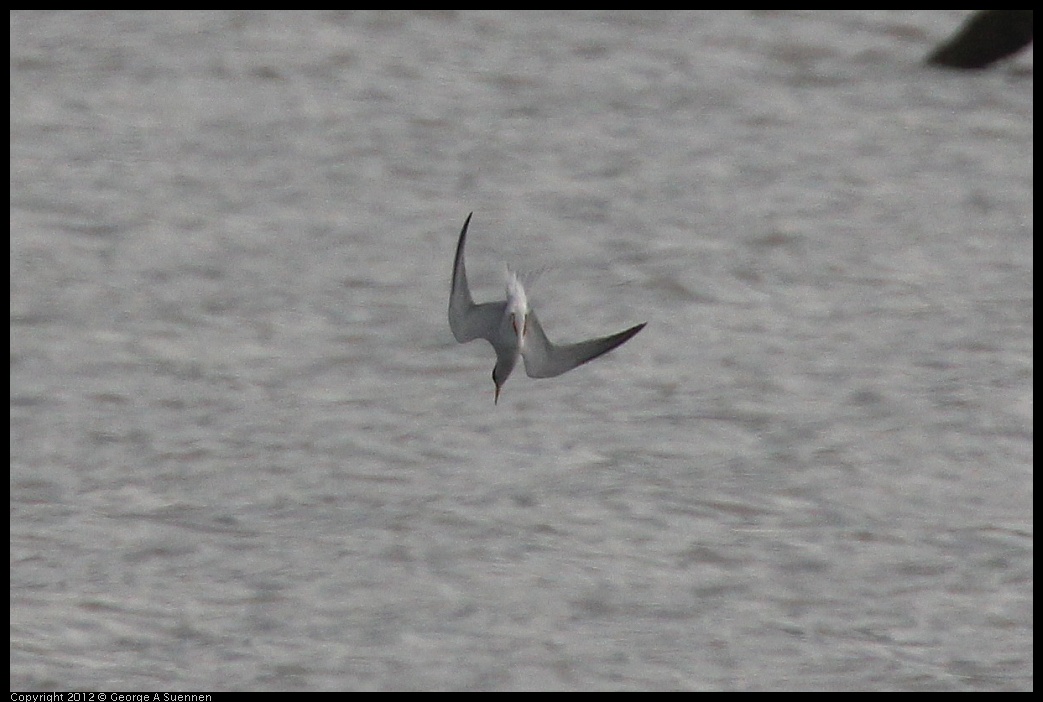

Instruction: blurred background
[10,11,1032,690]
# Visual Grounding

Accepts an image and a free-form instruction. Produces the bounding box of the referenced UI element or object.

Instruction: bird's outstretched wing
[521,311,646,379]
[449,212,507,345]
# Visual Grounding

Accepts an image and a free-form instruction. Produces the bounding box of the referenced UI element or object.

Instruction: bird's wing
[521,311,646,379]
[449,212,506,344]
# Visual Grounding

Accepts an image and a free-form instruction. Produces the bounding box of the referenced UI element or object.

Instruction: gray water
[9,11,1032,691]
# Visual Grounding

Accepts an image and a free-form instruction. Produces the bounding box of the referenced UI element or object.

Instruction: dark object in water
[927,10,1033,69]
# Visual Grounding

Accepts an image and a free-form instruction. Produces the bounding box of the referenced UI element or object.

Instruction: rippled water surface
[10,11,1032,690]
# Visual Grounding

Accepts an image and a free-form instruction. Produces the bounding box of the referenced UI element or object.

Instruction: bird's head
[492,366,505,404]
[492,352,520,404]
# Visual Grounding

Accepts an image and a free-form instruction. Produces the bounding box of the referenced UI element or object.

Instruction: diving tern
[449,212,646,403]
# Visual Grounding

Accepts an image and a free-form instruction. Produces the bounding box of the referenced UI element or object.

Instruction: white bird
[449,212,646,403]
